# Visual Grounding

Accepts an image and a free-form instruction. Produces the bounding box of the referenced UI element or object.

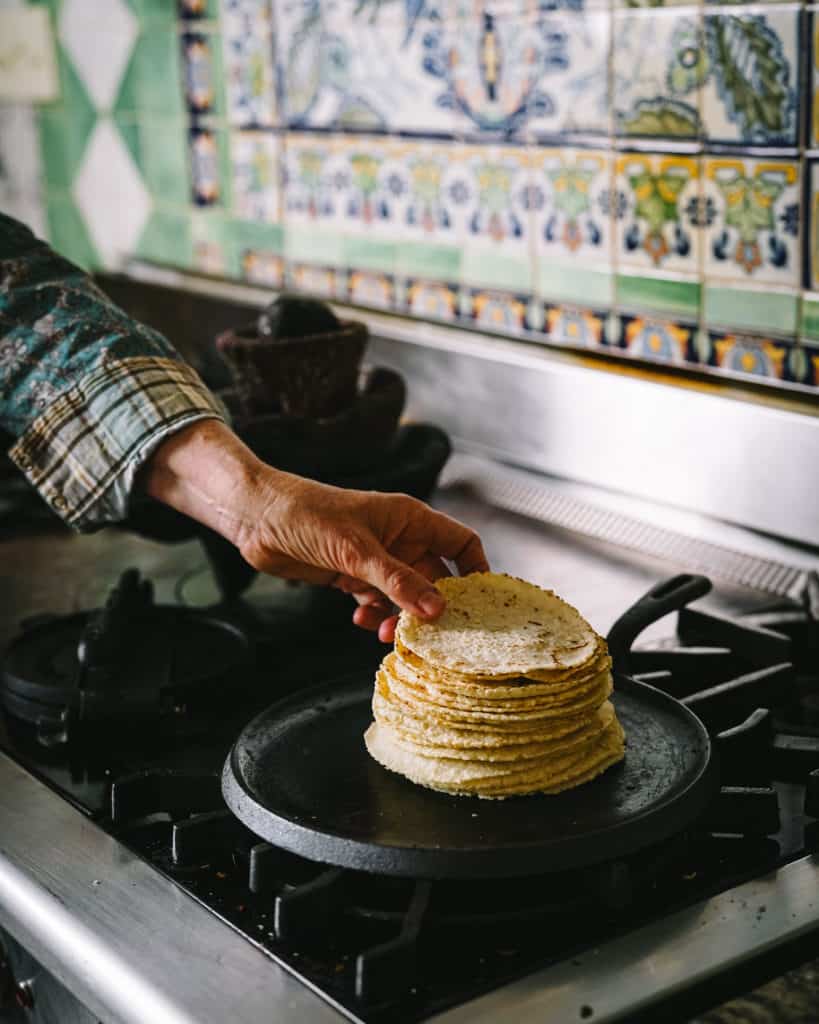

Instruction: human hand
[236,472,488,642]
[144,419,488,641]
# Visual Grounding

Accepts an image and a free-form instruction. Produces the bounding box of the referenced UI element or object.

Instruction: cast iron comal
[222,575,718,879]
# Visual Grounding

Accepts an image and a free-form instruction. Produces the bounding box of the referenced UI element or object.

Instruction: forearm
[142,418,292,549]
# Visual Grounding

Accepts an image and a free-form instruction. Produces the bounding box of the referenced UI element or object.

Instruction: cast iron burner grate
[100,597,819,1023]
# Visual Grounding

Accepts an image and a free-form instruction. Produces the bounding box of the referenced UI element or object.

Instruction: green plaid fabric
[1,213,225,530]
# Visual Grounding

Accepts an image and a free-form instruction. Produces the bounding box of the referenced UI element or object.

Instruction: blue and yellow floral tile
[540,304,609,348]
[348,269,397,310]
[286,262,347,300]
[181,30,224,117]
[229,130,280,222]
[532,148,613,307]
[613,314,698,365]
[703,154,801,288]
[462,287,541,337]
[221,0,276,128]
[189,124,224,205]
[401,278,460,323]
[706,330,800,384]
[701,8,800,147]
[789,341,819,389]
[613,8,704,140]
[240,248,284,287]
[615,152,701,277]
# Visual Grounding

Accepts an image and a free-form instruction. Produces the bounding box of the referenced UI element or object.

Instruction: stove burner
[0,569,250,744]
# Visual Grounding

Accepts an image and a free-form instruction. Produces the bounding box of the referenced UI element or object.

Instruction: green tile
[228,220,284,254]
[539,264,613,307]
[139,116,189,205]
[343,236,398,274]
[116,25,185,118]
[395,242,461,280]
[43,42,93,117]
[704,285,798,337]
[285,224,344,266]
[127,0,178,21]
[38,104,96,190]
[114,115,142,175]
[45,192,99,270]
[461,251,533,292]
[616,274,700,319]
[802,299,819,341]
[136,208,193,268]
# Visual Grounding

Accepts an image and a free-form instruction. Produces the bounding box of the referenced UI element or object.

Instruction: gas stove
[2,457,819,1024]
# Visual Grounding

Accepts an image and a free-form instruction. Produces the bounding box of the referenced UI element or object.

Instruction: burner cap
[1,569,250,733]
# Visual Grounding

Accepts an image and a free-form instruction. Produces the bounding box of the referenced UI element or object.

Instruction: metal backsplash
[107,267,819,549]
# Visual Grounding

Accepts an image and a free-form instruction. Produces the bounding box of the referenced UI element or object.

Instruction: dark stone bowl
[215,319,368,419]
[226,366,407,477]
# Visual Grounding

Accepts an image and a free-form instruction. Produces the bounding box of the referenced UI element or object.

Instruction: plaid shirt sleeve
[1,213,225,531]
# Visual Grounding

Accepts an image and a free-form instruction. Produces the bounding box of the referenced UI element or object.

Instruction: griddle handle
[607,574,712,675]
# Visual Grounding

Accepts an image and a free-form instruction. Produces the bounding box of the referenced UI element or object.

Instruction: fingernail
[418,591,445,618]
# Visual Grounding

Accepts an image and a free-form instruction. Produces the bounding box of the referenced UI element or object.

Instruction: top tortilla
[395,573,600,678]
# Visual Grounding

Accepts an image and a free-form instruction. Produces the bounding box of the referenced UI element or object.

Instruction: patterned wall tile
[533,147,612,307]
[449,6,610,139]
[241,248,284,286]
[703,155,801,288]
[701,9,800,147]
[613,9,703,140]
[457,144,534,291]
[616,315,696,365]
[615,152,701,276]
[707,330,796,382]
[181,30,223,117]
[229,129,280,222]
[276,0,462,136]
[189,124,225,205]
[221,0,276,128]
[401,279,460,323]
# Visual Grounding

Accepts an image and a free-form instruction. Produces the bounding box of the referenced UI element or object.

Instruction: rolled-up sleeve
[1,213,225,531]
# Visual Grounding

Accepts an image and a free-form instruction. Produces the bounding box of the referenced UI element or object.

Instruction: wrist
[142,419,285,546]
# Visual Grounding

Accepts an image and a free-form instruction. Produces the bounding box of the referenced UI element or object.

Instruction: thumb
[362,550,446,621]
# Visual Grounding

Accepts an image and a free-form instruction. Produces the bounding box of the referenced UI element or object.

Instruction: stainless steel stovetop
[2,454,819,1024]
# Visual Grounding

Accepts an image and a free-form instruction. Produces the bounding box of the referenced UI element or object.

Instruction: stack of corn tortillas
[364,573,625,799]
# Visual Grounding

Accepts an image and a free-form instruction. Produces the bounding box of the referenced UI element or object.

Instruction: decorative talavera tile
[348,270,396,310]
[464,287,540,336]
[703,155,800,288]
[446,6,610,139]
[794,341,819,389]
[240,249,283,286]
[276,0,461,136]
[701,9,799,147]
[541,305,608,348]
[402,279,460,323]
[221,0,276,128]
[230,130,280,222]
[458,145,534,291]
[707,331,794,382]
[613,9,705,139]
[181,31,222,115]
[287,263,346,300]
[615,152,701,276]
[616,315,696,365]
[189,125,223,205]
[533,148,612,306]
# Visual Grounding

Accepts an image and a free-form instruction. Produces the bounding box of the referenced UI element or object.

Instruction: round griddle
[223,575,718,879]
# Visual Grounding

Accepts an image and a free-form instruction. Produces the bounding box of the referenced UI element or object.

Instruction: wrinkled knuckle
[336,532,369,572]
[386,563,416,596]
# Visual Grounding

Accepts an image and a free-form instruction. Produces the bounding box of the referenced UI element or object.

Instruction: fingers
[378,614,399,644]
[352,604,391,632]
[412,506,490,577]
[359,550,446,621]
